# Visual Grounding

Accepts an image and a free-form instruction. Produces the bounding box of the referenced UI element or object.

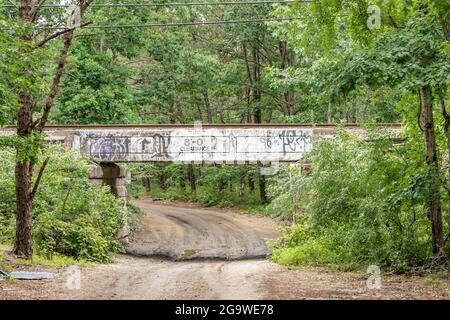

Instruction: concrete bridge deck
[1,123,403,163]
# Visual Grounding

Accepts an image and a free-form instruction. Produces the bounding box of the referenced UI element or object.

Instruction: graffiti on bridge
[82,128,313,163]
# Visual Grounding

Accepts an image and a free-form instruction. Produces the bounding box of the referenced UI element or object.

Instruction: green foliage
[0,16,52,124]
[270,130,437,271]
[128,163,263,208]
[0,147,126,263]
[53,44,139,124]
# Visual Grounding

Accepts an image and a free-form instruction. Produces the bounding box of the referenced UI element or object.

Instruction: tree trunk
[179,172,185,190]
[188,164,196,193]
[158,171,167,190]
[445,19,450,256]
[195,103,203,123]
[446,135,450,257]
[13,1,34,259]
[327,96,333,123]
[258,168,268,204]
[219,180,227,192]
[253,47,262,124]
[203,90,213,124]
[439,94,450,257]
[14,161,33,258]
[251,47,267,201]
[142,177,151,192]
[278,41,294,116]
[420,85,444,254]
[248,173,255,191]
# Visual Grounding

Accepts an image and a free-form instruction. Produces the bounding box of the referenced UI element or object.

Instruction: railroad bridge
[1,123,402,238]
[1,123,403,193]
[2,123,403,160]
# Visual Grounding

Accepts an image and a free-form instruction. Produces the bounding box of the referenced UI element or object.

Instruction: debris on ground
[0,270,55,281]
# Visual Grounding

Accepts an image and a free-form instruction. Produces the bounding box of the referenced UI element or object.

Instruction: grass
[1,243,91,267]
[0,243,9,259]
[0,244,12,273]
[16,254,91,267]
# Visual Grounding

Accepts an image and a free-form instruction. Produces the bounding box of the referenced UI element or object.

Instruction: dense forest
[0,0,449,272]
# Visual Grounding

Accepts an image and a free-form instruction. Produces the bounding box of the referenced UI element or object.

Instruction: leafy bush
[0,147,126,262]
[269,129,438,271]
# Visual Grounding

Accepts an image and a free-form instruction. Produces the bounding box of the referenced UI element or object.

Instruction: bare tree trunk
[188,164,196,193]
[203,90,213,124]
[179,170,185,190]
[252,46,266,202]
[445,16,450,256]
[195,103,203,123]
[253,47,262,124]
[142,177,151,192]
[13,1,35,259]
[219,179,227,193]
[248,173,255,191]
[439,93,450,257]
[158,169,167,190]
[420,85,444,254]
[14,161,33,258]
[258,168,268,204]
[278,42,294,116]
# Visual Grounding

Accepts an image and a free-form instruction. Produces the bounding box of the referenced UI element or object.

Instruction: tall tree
[11,0,92,259]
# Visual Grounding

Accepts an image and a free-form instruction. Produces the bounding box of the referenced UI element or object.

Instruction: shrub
[0,147,126,262]
[269,129,436,271]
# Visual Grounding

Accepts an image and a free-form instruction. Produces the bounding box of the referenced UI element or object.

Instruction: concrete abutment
[89,162,130,243]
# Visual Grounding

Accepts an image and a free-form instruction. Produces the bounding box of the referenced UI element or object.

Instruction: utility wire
[0,1,310,9]
[41,17,298,29]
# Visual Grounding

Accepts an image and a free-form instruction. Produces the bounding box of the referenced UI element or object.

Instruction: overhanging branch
[31,0,47,22]
[30,157,49,201]
[35,31,74,131]
[35,21,92,48]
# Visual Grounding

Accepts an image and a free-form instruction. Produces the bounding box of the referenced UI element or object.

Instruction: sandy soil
[1,200,449,300]
[126,198,278,260]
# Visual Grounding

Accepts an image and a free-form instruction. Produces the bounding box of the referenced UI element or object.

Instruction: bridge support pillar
[89,163,130,243]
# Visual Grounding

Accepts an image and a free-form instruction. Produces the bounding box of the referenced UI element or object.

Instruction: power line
[41,17,298,29]
[0,1,310,9]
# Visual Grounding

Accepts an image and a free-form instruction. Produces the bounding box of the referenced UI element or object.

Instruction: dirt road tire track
[126,199,279,260]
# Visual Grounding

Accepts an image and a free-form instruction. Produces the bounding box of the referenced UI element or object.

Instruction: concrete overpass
[2,123,403,164]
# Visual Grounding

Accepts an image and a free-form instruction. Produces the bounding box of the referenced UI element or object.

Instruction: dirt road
[1,200,449,300]
[127,199,278,260]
